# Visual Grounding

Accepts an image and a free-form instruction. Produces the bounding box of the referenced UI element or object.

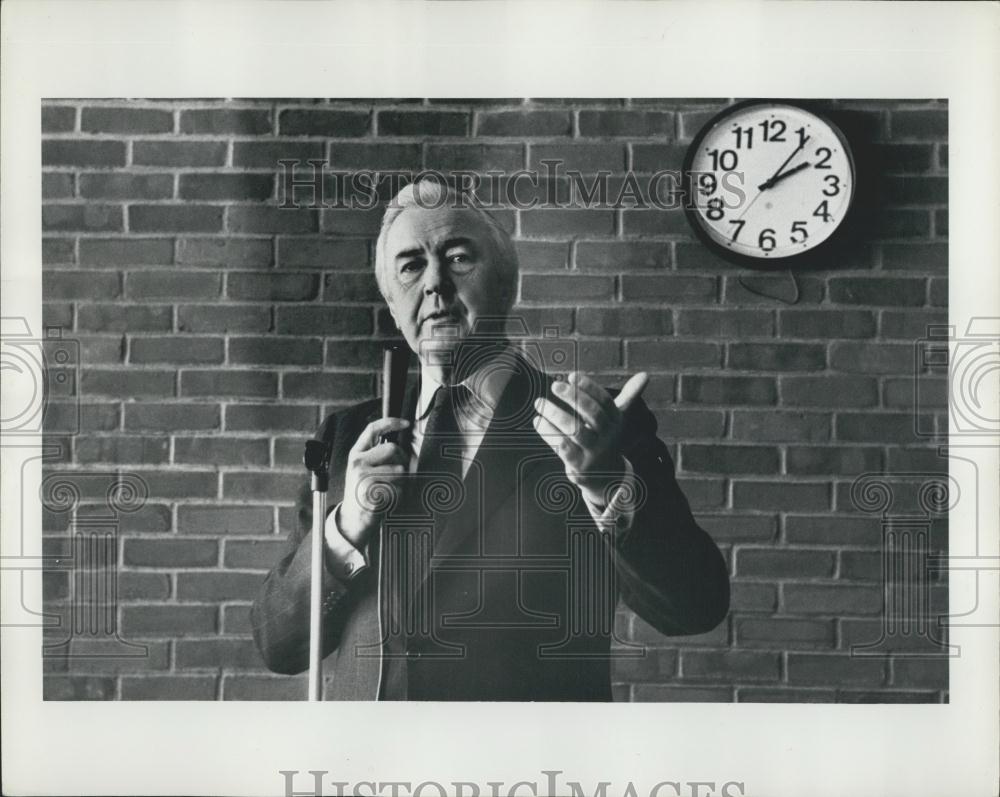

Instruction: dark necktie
[415,384,467,487]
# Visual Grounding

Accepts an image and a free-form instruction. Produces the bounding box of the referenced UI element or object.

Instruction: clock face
[685,103,855,262]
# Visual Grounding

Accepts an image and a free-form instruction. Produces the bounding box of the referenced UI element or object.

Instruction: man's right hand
[337,417,411,547]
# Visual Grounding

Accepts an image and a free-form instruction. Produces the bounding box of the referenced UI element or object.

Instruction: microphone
[381,343,411,442]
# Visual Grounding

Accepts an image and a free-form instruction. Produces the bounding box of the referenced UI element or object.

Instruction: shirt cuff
[323,503,370,582]
[580,457,638,538]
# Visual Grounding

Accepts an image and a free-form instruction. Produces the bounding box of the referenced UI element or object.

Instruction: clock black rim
[681,99,859,271]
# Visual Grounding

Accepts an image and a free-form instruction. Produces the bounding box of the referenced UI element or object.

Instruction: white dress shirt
[324,358,637,581]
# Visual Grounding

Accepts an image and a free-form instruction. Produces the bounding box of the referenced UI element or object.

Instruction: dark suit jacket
[251,357,729,701]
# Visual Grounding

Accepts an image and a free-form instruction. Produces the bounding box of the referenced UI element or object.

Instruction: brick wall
[40,98,949,701]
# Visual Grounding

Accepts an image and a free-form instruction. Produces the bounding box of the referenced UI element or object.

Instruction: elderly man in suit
[251,179,729,701]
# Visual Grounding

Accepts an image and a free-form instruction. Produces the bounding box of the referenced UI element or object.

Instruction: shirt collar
[416,345,516,426]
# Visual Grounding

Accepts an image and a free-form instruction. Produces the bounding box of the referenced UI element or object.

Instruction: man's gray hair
[373,179,520,312]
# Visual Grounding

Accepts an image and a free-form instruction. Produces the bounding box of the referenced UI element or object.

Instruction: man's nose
[422,257,453,296]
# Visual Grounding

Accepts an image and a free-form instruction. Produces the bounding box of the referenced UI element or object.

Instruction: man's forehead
[385,205,491,254]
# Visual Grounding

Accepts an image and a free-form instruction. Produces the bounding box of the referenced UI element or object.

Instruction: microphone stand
[303,439,331,702]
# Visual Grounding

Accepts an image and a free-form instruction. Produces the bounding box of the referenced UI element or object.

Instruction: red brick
[520,274,615,302]
[276,237,368,269]
[329,142,422,170]
[579,111,672,138]
[731,411,830,443]
[728,343,826,371]
[133,140,227,166]
[176,573,263,602]
[476,110,570,137]
[779,310,876,339]
[424,144,523,172]
[627,340,720,369]
[180,108,271,134]
[180,370,279,398]
[736,617,835,648]
[886,447,948,471]
[278,109,370,136]
[830,342,915,374]
[223,604,252,634]
[45,400,119,432]
[229,337,323,365]
[621,275,716,302]
[224,539,287,569]
[222,674,306,700]
[784,515,880,546]
[179,173,274,201]
[122,539,219,564]
[42,105,76,133]
[781,376,878,408]
[890,110,947,140]
[502,306,575,337]
[929,278,947,306]
[783,584,882,615]
[233,141,324,169]
[77,304,172,332]
[577,340,622,370]
[43,140,125,167]
[177,505,274,535]
[678,109,724,141]
[75,435,170,464]
[877,208,932,238]
[282,371,373,400]
[892,658,948,689]
[840,619,950,653]
[176,638,262,669]
[699,514,777,543]
[119,572,172,598]
[677,309,774,338]
[174,437,269,466]
[79,173,173,201]
[730,582,778,613]
[121,605,218,636]
[379,110,468,136]
[619,209,690,236]
[68,640,169,674]
[787,654,886,687]
[682,445,779,475]
[226,404,316,432]
[130,205,223,233]
[223,471,304,502]
[176,237,273,267]
[81,106,173,133]
[576,307,671,336]
[681,650,779,681]
[838,690,939,703]
[129,336,224,364]
[630,143,689,173]
[680,375,776,405]
[881,243,947,273]
[786,446,882,475]
[227,272,319,301]
[228,206,318,234]
[42,173,75,198]
[76,335,127,363]
[935,209,948,236]
[631,685,732,702]
[829,278,925,306]
[79,238,174,267]
[737,687,836,703]
[322,207,385,236]
[575,241,671,270]
[736,549,835,579]
[121,675,217,700]
[733,481,830,511]
[513,242,569,271]
[874,143,934,173]
[43,302,74,328]
[835,412,922,444]
[44,676,116,700]
[838,551,882,581]
[124,402,220,431]
[177,304,271,333]
[44,271,121,299]
[43,204,123,232]
[880,310,946,339]
[43,238,75,265]
[519,209,616,238]
[529,143,626,172]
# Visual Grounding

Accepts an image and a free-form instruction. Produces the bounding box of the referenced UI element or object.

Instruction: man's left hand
[533,371,649,505]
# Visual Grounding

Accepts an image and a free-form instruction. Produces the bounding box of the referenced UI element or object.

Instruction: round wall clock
[683,101,856,267]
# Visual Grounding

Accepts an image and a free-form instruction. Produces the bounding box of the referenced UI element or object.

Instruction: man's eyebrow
[393,247,425,262]
[440,237,475,251]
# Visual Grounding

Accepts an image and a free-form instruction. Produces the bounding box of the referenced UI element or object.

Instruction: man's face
[381,204,511,374]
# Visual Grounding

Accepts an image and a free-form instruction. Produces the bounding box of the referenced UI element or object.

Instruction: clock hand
[758,160,812,191]
[759,135,811,191]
